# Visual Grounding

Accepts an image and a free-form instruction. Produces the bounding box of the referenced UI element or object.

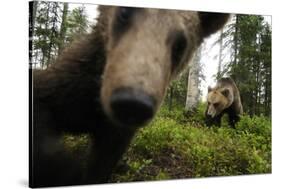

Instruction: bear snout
[110,87,156,127]
[207,108,216,118]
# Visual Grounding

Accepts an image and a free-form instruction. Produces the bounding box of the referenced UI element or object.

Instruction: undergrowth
[110,104,271,182]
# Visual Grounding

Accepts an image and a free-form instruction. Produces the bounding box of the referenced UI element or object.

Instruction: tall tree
[216,29,224,79]
[29,1,38,68]
[58,3,69,56]
[185,46,201,112]
[32,2,91,69]
[46,2,60,67]
[66,6,89,43]
[221,15,271,116]
[260,23,272,116]
[33,1,52,68]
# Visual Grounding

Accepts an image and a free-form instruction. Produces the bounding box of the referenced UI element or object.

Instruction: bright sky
[200,33,223,99]
[69,3,271,101]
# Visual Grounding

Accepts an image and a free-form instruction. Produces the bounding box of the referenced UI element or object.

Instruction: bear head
[206,86,233,118]
[100,6,230,127]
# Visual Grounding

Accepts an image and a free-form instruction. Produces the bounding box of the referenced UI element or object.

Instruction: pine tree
[221,15,271,116]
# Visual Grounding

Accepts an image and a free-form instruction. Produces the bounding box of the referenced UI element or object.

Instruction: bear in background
[30,5,229,187]
[205,77,243,128]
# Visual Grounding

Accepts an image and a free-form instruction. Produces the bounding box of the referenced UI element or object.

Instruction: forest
[30,1,272,183]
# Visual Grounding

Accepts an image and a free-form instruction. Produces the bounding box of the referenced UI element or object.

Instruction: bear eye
[171,31,187,72]
[117,7,136,23]
[213,103,219,107]
[112,7,138,40]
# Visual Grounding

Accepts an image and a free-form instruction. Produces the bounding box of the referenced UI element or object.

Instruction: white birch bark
[185,46,201,111]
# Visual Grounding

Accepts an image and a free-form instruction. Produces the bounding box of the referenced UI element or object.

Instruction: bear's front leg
[213,115,223,127]
[205,114,222,127]
[85,124,136,184]
[228,113,240,129]
[31,105,84,187]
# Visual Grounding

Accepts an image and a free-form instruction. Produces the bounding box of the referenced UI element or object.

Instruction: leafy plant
[110,106,271,182]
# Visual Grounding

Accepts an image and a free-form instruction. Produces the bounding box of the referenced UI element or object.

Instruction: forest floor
[64,104,272,184]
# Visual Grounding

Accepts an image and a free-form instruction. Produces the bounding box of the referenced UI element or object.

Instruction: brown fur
[205,77,243,128]
[31,5,229,187]
[101,7,229,121]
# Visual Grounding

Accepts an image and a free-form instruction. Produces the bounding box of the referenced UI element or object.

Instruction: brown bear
[205,77,243,128]
[30,4,229,187]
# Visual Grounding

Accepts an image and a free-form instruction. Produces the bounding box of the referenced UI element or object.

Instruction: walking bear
[30,5,229,187]
[205,77,243,128]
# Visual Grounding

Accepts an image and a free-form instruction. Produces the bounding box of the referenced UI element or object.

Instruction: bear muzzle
[110,87,156,127]
[207,108,217,118]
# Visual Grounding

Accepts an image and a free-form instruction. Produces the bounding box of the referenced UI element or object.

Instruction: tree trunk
[58,3,69,56]
[41,3,50,68]
[185,46,201,112]
[46,3,59,67]
[233,15,238,66]
[217,29,223,79]
[168,87,174,111]
[29,1,38,68]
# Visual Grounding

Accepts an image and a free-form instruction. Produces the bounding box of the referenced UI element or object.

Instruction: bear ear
[198,12,230,38]
[208,86,212,93]
[221,88,229,97]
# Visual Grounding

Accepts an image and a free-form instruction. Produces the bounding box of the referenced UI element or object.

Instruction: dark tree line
[30,1,90,69]
[220,15,272,117]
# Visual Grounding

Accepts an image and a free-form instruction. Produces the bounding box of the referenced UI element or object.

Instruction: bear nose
[110,88,156,127]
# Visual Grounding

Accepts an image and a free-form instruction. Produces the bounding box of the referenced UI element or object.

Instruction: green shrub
[236,115,271,136]
[111,106,272,182]
[61,105,271,182]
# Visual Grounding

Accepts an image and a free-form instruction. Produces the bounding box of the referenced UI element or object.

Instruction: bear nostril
[110,88,156,127]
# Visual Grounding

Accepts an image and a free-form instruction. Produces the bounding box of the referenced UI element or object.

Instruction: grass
[110,104,271,182]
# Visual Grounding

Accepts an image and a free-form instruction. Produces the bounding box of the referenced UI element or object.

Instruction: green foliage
[164,71,188,111]
[31,2,90,69]
[63,134,90,154]
[32,1,61,68]
[155,171,170,180]
[111,106,271,182]
[184,102,206,125]
[66,6,89,43]
[222,15,271,116]
[155,102,206,126]
[236,115,271,136]
[60,105,271,182]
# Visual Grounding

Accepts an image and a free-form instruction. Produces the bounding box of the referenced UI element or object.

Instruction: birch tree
[217,29,223,79]
[185,46,201,112]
